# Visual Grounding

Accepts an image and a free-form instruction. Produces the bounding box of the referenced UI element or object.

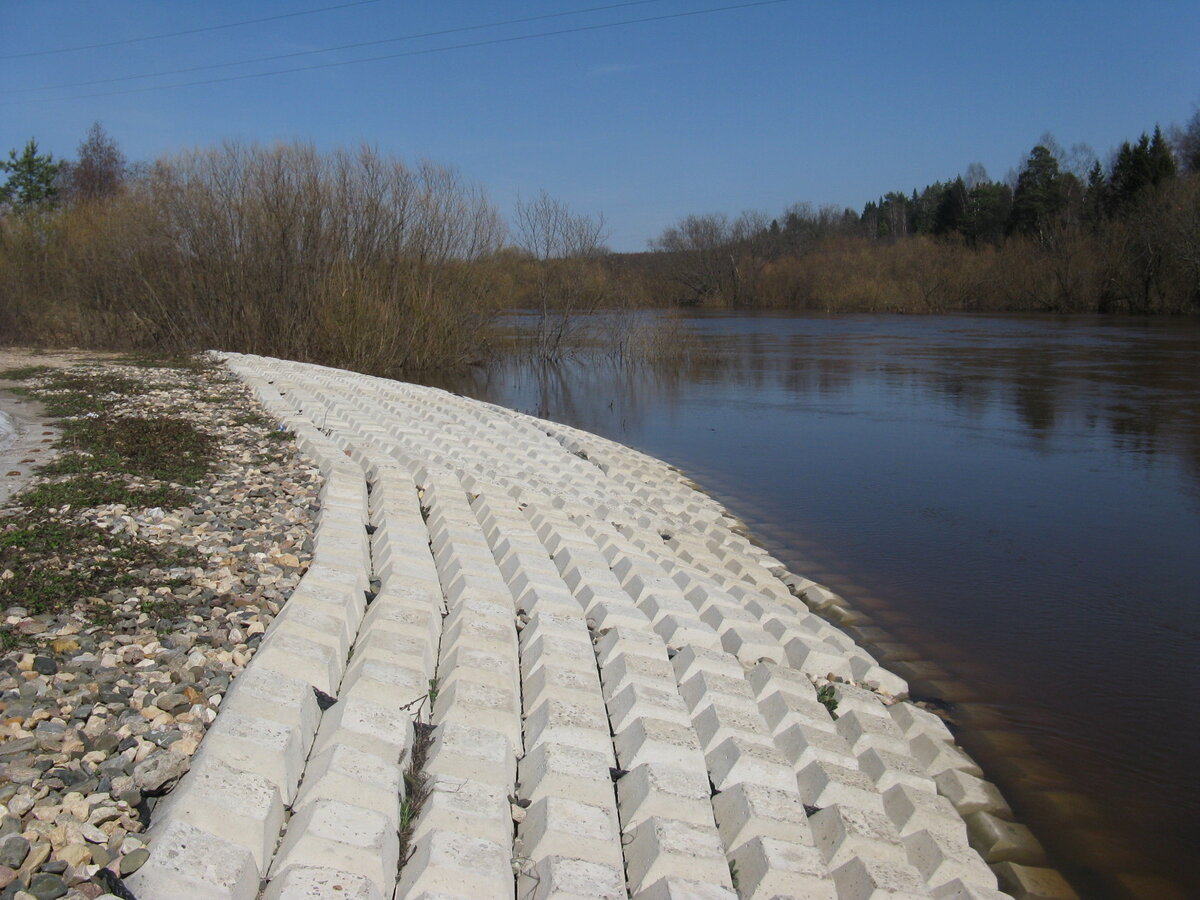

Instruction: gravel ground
[0,355,322,899]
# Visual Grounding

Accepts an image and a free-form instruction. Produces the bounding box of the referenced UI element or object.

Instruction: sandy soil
[0,348,115,507]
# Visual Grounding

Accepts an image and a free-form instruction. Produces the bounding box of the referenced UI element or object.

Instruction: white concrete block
[669,645,746,682]
[888,703,955,745]
[263,865,385,900]
[902,830,997,891]
[125,819,260,900]
[395,830,514,900]
[311,696,414,764]
[623,817,733,894]
[727,835,836,900]
[911,734,984,779]
[775,721,857,770]
[691,702,774,753]
[830,856,932,900]
[268,799,398,892]
[858,747,938,794]
[616,762,715,830]
[710,782,814,852]
[882,784,969,845]
[519,796,623,868]
[522,696,614,763]
[933,769,1013,818]
[413,774,512,848]
[515,856,626,900]
[200,710,308,802]
[606,682,692,732]
[613,716,707,772]
[294,743,403,824]
[634,876,738,900]
[808,803,906,869]
[706,735,797,792]
[426,721,518,788]
[929,880,1012,900]
[795,760,885,814]
[836,709,911,756]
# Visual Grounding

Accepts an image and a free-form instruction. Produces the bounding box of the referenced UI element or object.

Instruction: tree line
[2,113,1198,375]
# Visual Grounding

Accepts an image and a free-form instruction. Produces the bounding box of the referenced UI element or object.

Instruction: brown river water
[426,312,1200,900]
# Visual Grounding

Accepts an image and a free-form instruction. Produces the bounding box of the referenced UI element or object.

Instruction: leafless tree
[59,122,127,203]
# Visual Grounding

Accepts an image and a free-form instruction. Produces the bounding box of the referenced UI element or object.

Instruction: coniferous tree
[1008,145,1064,243]
[0,139,61,210]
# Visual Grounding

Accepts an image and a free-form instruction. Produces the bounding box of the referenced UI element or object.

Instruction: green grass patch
[34,371,144,417]
[0,515,199,617]
[58,415,216,485]
[0,364,55,381]
[18,476,192,510]
[114,353,213,372]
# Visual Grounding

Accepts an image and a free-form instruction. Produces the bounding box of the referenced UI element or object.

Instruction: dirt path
[0,348,112,506]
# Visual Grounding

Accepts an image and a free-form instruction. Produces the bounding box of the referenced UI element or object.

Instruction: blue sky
[3,1,1198,250]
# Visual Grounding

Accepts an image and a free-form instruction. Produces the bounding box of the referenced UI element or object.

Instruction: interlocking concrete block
[125,819,261,900]
[795,760,885,813]
[991,863,1079,900]
[882,785,969,845]
[849,659,910,698]
[263,865,385,900]
[902,830,996,891]
[775,721,857,770]
[442,644,521,698]
[252,631,343,696]
[670,645,746,682]
[394,830,514,900]
[677,670,757,713]
[606,681,693,732]
[268,799,398,892]
[148,755,284,871]
[830,856,932,900]
[635,876,739,900]
[601,653,679,698]
[426,721,518,788]
[757,688,836,735]
[691,702,775,753]
[746,661,818,702]
[517,742,615,808]
[910,734,984,779]
[929,880,1013,900]
[836,709,911,756]
[710,782,813,852]
[519,796,623,868]
[727,835,836,900]
[933,769,1013,818]
[706,735,796,792]
[809,803,906,870]
[523,696,614,762]
[516,856,626,900]
[294,743,403,824]
[413,774,512,848]
[858,747,937,794]
[829,683,891,719]
[312,696,414,764]
[217,666,322,739]
[431,678,522,752]
[340,656,429,712]
[888,703,955,745]
[623,817,734,895]
[616,762,715,830]
[522,664,605,715]
[717,622,784,666]
[962,811,1047,866]
[200,710,308,802]
[594,627,664,666]
[613,716,707,772]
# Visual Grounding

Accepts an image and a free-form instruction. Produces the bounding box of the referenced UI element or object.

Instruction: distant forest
[620,115,1199,314]
[1,110,1197,374]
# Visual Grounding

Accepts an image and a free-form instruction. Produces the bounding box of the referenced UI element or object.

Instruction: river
[425,311,1200,900]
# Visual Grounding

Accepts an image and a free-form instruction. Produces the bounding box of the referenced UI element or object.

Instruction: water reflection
[426,312,1200,899]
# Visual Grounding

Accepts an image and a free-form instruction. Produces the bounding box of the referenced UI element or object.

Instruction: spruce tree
[0,139,61,210]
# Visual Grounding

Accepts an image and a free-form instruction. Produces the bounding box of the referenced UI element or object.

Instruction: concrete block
[775,721,857,770]
[882,784,969,845]
[294,743,403,824]
[991,862,1080,900]
[200,710,308,802]
[515,856,626,900]
[148,755,284,871]
[613,716,707,772]
[395,830,514,900]
[522,664,605,715]
[593,627,663,666]
[706,735,796,792]
[727,835,836,900]
[836,709,911,756]
[268,799,398,892]
[829,683,891,719]
[125,819,260,900]
[670,645,745,682]
[339,657,430,712]
[606,681,693,732]
[809,803,905,869]
[431,678,522,752]
[718,623,784,666]
[850,660,910,698]
[902,830,996,891]
[426,721,517,789]
[858,747,938,794]
[795,760,884,814]
[601,653,679,697]
[251,631,342,696]
[691,702,774,753]
[933,769,1013,818]
[929,880,1012,900]
[830,856,931,900]
[311,696,414,764]
[616,762,715,830]
[710,782,814,852]
[217,666,322,740]
[519,796,623,867]
[677,670,757,715]
[634,877,739,900]
[623,817,733,895]
[911,734,984,779]
[413,774,512,848]
[263,865,385,900]
[963,811,1047,865]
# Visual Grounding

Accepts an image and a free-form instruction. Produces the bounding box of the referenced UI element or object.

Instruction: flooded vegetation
[429,311,1200,900]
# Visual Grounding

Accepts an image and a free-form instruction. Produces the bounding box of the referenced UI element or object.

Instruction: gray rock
[31,658,57,677]
[118,847,149,876]
[26,871,68,900]
[132,750,189,794]
[0,835,29,869]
